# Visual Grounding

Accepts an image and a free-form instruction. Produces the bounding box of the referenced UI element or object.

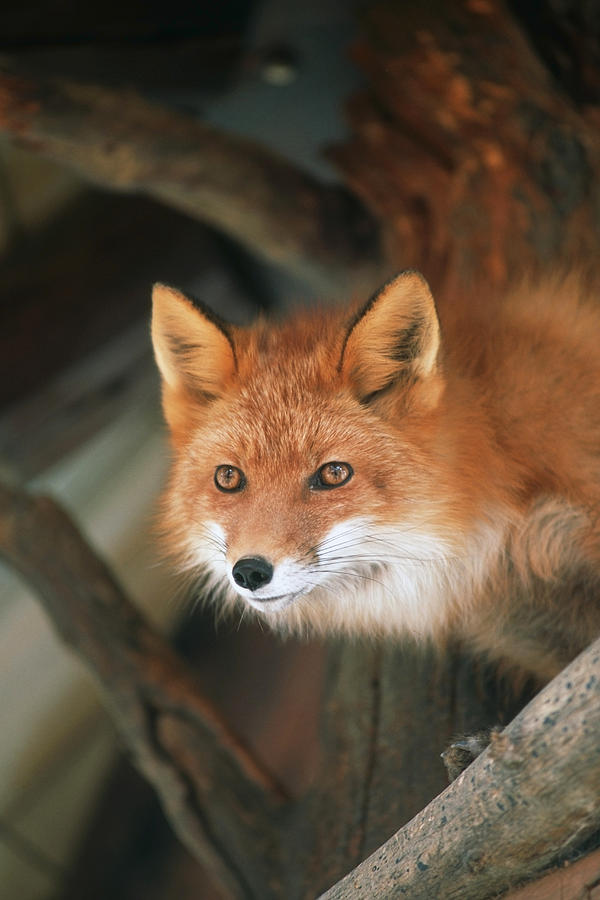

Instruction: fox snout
[227,552,319,612]
[231,556,274,593]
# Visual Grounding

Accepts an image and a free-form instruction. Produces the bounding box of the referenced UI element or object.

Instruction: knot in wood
[463,847,487,874]
[488,729,523,769]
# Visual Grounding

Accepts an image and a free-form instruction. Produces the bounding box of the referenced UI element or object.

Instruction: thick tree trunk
[330,0,600,296]
[2,0,600,896]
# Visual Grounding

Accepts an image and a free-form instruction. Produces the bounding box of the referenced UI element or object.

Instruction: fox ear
[152,284,236,437]
[340,271,440,401]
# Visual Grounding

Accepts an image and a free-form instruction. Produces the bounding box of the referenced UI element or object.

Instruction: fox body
[152,272,600,682]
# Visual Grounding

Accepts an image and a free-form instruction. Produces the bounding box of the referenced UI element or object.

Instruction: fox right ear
[151,284,236,436]
[340,271,440,403]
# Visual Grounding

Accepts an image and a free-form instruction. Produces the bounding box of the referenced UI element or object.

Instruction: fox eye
[214,465,246,492]
[312,461,353,490]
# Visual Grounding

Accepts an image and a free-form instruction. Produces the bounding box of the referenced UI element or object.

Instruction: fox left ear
[152,283,237,441]
[340,271,441,402]
[152,283,236,396]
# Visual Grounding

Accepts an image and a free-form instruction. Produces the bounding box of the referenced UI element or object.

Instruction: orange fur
[152,272,600,682]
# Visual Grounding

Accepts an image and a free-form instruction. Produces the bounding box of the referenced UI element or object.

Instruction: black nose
[232,556,274,592]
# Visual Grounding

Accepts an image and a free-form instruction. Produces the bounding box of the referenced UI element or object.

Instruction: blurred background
[4,0,598,896]
[0,1,361,896]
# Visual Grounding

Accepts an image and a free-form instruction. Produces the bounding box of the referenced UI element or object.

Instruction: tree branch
[0,64,383,296]
[0,480,288,899]
[320,633,600,899]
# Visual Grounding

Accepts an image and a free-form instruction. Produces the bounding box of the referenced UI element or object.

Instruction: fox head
[152,272,476,639]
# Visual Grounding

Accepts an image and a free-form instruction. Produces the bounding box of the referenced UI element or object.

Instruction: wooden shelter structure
[1,2,600,896]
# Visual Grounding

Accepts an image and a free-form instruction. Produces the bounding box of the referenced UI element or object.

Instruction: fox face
[152,272,492,639]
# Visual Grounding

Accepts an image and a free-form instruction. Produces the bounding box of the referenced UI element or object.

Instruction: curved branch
[320,633,600,898]
[0,64,383,296]
[0,481,288,899]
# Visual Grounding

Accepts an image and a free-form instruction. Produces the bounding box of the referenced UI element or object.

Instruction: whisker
[314,538,424,560]
[303,567,398,600]
[314,521,430,553]
[237,604,248,632]
[316,553,458,566]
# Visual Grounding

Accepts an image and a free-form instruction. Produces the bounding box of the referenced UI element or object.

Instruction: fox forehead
[188,379,397,476]
[235,305,346,369]
[178,309,353,452]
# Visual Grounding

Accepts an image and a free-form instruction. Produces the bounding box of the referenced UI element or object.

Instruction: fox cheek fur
[152,270,600,682]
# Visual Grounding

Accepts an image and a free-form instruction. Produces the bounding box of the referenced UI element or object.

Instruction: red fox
[152,271,600,683]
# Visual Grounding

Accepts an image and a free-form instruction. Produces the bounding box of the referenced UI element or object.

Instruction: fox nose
[232,556,274,592]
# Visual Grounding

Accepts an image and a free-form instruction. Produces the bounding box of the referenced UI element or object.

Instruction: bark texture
[320,635,600,898]
[330,0,600,295]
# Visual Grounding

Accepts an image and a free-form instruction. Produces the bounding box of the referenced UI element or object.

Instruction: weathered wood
[0,481,288,899]
[0,64,383,296]
[302,641,532,895]
[330,0,600,295]
[319,635,600,899]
